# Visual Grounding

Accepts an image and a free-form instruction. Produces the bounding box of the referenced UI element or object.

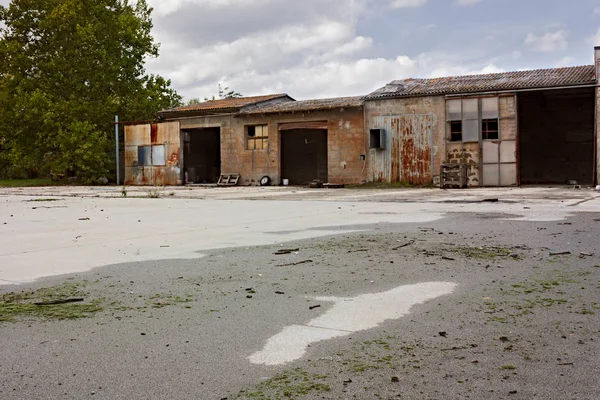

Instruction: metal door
[370,114,434,185]
[481,97,517,186]
[482,140,517,186]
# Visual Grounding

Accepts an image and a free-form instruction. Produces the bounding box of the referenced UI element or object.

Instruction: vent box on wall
[370,128,385,149]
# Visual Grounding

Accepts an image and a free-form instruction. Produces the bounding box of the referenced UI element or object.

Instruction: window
[450,121,462,142]
[482,119,499,140]
[137,145,166,166]
[369,128,385,149]
[138,146,151,166]
[446,97,499,142]
[247,125,268,150]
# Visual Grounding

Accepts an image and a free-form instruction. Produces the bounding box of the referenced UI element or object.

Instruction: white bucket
[282,179,289,186]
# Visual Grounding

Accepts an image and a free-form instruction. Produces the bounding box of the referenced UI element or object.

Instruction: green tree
[0,0,181,182]
[203,84,242,101]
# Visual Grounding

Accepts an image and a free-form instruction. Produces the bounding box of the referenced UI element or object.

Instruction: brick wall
[178,108,366,185]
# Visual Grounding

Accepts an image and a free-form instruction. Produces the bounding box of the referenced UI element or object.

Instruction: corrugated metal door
[125,121,181,185]
[370,115,434,184]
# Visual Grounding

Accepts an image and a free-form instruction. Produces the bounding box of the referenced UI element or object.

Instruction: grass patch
[450,245,514,260]
[148,293,194,309]
[0,282,104,322]
[238,369,330,399]
[0,178,54,188]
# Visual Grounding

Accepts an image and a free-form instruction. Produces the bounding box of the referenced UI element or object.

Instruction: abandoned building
[125,94,366,186]
[124,46,600,187]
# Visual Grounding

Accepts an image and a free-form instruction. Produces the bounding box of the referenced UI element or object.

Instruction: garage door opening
[183,128,221,184]
[281,128,328,185]
[518,88,595,185]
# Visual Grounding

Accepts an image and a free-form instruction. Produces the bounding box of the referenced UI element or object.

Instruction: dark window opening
[369,128,384,149]
[482,119,499,140]
[450,121,462,142]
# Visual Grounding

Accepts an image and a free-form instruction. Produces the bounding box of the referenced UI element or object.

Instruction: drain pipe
[115,115,120,185]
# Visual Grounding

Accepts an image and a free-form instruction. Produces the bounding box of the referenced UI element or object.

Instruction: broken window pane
[482,119,499,140]
[482,97,499,119]
[247,125,268,150]
[450,121,462,142]
[462,99,478,120]
[463,119,479,142]
[138,146,151,166]
[447,100,462,121]
[152,145,166,166]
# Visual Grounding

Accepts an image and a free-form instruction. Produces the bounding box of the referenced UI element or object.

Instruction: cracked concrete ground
[1,187,599,399]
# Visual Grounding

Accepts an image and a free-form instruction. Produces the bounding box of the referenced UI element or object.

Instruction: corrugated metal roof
[161,94,292,113]
[241,96,363,114]
[365,65,596,100]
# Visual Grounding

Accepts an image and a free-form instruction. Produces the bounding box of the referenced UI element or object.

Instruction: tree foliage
[0,0,182,182]
[203,84,242,102]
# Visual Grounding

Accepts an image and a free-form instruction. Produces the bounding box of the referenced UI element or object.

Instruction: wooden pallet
[440,163,467,189]
[217,174,240,186]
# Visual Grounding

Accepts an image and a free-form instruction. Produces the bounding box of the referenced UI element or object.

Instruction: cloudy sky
[2,0,600,101]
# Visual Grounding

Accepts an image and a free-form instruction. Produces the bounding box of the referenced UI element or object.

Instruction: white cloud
[524,30,568,52]
[142,0,518,100]
[594,8,600,15]
[390,0,427,8]
[455,0,481,5]
[590,28,600,45]
[555,56,575,67]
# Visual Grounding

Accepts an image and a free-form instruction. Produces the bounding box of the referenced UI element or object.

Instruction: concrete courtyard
[1,186,599,399]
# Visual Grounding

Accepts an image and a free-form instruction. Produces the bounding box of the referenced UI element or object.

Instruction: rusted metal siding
[124,122,181,186]
[369,115,434,184]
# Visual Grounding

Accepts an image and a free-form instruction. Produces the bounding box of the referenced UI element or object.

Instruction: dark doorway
[183,128,221,184]
[518,88,595,185]
[281,129,328,184]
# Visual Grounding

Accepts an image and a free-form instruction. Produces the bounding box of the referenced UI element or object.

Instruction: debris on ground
[276,260,313,267]
[274,248,300,255]
[34,298,84,306]
[392,240,415,250]
[309,305,321,310]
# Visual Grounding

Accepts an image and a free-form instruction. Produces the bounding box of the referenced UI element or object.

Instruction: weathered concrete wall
[364,96,444,185]
[177,108,366,185]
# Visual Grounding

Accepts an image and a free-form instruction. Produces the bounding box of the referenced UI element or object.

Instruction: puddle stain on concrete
[248,281,457,366]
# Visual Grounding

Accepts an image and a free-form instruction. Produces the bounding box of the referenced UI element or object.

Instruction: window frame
[137,144,166,166]
[246,124,269,150]
[482,118,499,141]
[446,97,499,143]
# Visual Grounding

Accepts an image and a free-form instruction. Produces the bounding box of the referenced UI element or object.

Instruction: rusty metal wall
[124,122,181,186]
[369,114,434,184]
